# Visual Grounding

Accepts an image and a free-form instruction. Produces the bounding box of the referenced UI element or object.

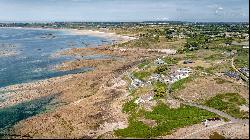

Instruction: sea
[0,27,113,132]
[0,27,112,88]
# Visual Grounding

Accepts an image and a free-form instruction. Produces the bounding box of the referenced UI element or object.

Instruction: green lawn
[204,53,226,61]
[115,103,217,138]
[235,50,249,68]
[171,77,193,92]
[132,71,151,81]
[122,98,138,113]
[138,60,150,69]
[204,93,248,119]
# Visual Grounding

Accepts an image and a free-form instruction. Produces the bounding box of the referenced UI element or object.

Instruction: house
[239,67,249,77]
[224,71,240,80]
[131,79,144,88]
[134,93,154,105]
[149,74,161,81]
[154,58,165,65]
[165,68,192,84]
[243,45,249,49]
[177,68,192,73]
[183,60,193,64]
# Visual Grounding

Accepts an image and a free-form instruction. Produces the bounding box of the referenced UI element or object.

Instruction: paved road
[183,102,239,122]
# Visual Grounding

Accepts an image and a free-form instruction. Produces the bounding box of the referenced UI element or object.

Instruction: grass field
[171,77,193,92]
[204,93,248,119]
[122,98,138,113]
[132,71,151,81]
[116,102,218,138]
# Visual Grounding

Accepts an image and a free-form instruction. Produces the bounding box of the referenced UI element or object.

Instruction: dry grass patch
[174,76,249,103]
[178,60,212,68]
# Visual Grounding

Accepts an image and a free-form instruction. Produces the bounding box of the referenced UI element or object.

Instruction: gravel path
[183,102,238,122]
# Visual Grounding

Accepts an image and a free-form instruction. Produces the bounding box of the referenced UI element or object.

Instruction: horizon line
[0,20,249,24]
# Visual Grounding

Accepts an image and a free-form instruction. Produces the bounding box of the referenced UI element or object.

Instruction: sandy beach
[68,29,137,41]
[0,27,136,43]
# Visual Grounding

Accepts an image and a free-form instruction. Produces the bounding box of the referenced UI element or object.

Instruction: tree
[225,37,233,45]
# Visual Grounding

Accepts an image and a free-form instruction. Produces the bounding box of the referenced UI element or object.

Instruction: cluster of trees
[224,37,233,45]
[184,34,210,51]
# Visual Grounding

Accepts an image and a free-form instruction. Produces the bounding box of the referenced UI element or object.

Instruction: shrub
[154,64,169,74]
[163,57,178,65]
[153,81,167,98]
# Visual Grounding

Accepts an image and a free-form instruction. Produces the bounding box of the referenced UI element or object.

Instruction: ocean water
[0,28,113,132]
[0,93,59,133]
[0,28,112,88]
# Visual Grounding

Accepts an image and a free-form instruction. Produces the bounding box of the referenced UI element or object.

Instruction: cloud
[218,7,223,10]
[207,4,218,9]
[176,8,189,12]
[153,16,169,21]
[208,4,224,16]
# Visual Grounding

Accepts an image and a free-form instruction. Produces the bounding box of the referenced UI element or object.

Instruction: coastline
[0,26,177,138]
[0,27,136,43]
[68,29,137,42]
[0,27,166,138]
[0,27,136,109]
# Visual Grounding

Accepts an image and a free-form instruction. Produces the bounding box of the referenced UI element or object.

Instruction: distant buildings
[154,58,165,66]
[165,68,192,84]
[149,74,162,81]
[134,92,154,105]
[183,60,193,64]
[130,79,144,89]
[243,45,249,49]
[239,67,249,77]
[224,71,240,80]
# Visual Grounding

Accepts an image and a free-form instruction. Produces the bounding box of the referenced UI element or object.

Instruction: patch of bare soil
[174,76,249,103]
[178,60,212,68]
[138,118,157,127]
[160,120,249,139]
[165,97,181,109]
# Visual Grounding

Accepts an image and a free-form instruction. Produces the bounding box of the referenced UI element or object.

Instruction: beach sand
[1,27,136,43]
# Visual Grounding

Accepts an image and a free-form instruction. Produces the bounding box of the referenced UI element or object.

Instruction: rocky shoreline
[0,28,136,109]
[0,43,19,57]
[0,28,174,138]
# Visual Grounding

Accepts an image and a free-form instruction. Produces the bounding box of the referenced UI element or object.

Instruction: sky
[0,0,249,22]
